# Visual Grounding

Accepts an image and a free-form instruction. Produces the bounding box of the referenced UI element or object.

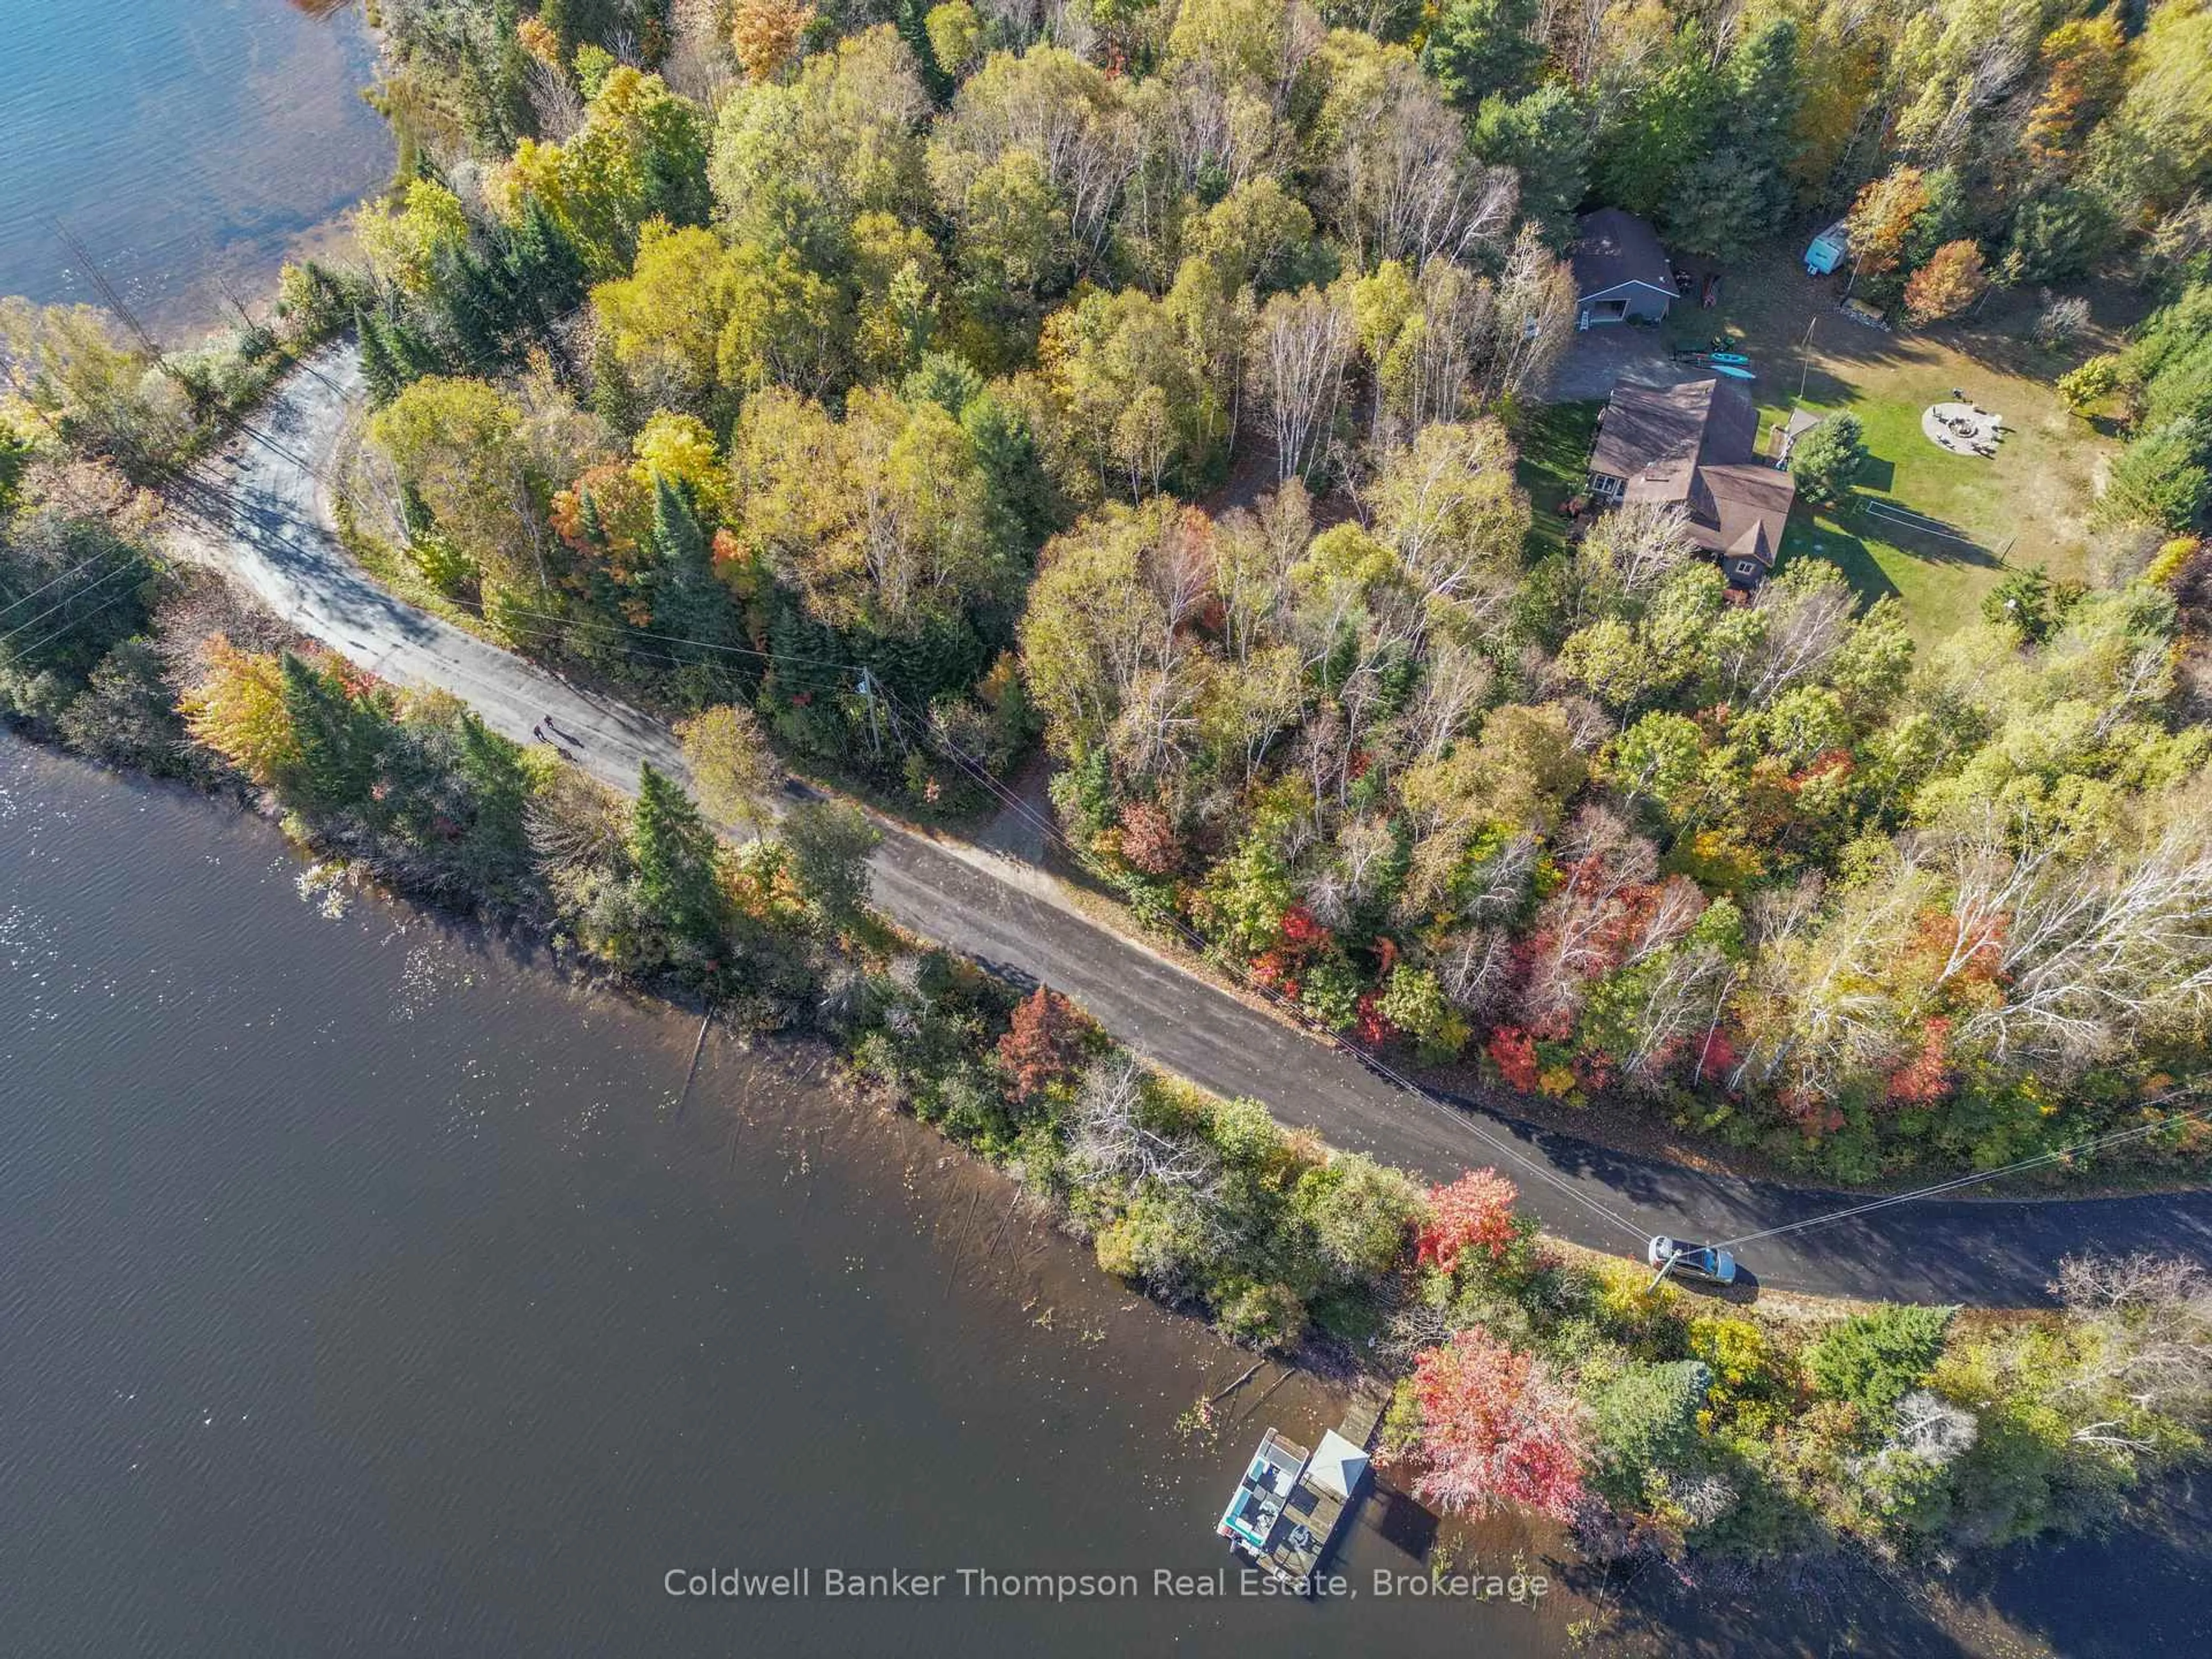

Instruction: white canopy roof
[1305,1430,1370,1502]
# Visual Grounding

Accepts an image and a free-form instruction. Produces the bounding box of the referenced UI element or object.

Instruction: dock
[1215,1394,1384,1593]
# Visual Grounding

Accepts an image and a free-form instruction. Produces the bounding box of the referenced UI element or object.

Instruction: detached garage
[1570,209,1676,328]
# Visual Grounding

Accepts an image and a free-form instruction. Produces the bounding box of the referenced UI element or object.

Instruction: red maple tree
[1884,1017,1954,1106]
[1416,1169,1522,1274]
[1116,800,1183,876]
[1692,1025,1741,1088]
[997,987,1090,1103]
[1487,1025,1541,1093]
[1405,1327,1588,1521]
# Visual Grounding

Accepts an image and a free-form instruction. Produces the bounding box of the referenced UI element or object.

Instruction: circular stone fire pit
[1922,401,2003,457]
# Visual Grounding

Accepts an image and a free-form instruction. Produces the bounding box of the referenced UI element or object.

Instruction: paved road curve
[163,347,2212,1306]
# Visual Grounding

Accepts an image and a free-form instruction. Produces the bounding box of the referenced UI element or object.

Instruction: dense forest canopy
[338,0,2212,1184]
[10,0,2211,1186]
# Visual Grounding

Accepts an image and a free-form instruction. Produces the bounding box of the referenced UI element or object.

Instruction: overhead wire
[177,351,2212,1268]
[1711,1096,2212,1252]
[6,585,149,665]
[466,596,2212,1259]
[0,558,147,649]
[468,595,2212,1259]
[404,590,1653,1240]
[857,673,1654,1243]
[215,353,2149,1255]
[0,543,142,623]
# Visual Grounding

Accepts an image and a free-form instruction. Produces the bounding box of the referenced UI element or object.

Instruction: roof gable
[1589,378,1797,568]
[1570,209,1673,299]
[1589,379,1715,493]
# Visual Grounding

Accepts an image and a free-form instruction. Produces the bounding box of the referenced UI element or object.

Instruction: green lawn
[1774,507,1997,640]
[1517,398,1602,557]
[1658,247,2123,642]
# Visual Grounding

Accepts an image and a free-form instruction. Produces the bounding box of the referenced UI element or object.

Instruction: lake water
[0,738,1573,1654]
[5,745,2203,1658]
[0,0,391,335]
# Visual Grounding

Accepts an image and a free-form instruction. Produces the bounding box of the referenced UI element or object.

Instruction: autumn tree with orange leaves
[730,0,814,83]
[1415,1169,1528,1274]
[998,986,1093,1102]
[1397,1327,1588,1521]
[1904,240,1990,325]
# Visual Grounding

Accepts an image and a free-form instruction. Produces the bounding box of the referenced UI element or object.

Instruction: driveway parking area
[1548,325,1693,400]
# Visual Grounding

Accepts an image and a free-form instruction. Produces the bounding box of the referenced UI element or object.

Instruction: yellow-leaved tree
[730,0,815,84]
[180,638,297,784]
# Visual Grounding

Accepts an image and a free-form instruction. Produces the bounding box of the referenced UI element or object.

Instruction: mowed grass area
[1661,246,2127,641]
[1516,398,1603,556]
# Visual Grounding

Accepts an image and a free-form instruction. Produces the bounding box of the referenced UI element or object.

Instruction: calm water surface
[0,738,1576,1655]
[0,0,391,333]
[7,747,2205,1657]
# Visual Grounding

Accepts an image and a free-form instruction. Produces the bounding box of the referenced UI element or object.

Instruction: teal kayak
[1712,362,1756,380]
[1709,352,1751,366]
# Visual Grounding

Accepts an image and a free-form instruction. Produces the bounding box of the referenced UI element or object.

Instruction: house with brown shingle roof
[1570,209,1676,328]
[1586,377,1796,586]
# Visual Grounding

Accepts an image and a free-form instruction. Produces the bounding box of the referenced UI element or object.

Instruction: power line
[5,584,146,664]
[219,366,2152,1256]
[0,559,145,649]
[194,352,1643,1244]
[857,677,1653,1243]
[396,575,2212,1255]
[1711,1096,2212,1253]
[447,593,1652,1239]
[0,544,141,624]
[204,351,2212,1267]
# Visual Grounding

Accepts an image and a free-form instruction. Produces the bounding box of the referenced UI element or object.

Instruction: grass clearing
[1661,247,2124,641]
[1516,398,1603,557]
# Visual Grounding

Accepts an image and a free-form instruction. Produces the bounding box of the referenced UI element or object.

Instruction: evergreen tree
[630,762,728,954]
[895,0,955,103]
[1472,85,1590,244]
[1899,167,1972,274]
[963,389,1056,550]
[588,347,643,437]
[277,652,385,815]
[764,593,851,756]
[438,244,518,373]
[364,306,445,393]
[2000,185,2118,286]
[357,309,404,408]
[645,474,740,702]
[537,0,577,53]
[453,710,534,892]
[538,0,622,56]
[1593,35,1721,221]
[1789,413,1869,506]
[399,482,436,540]
[903,351,986,416]
[1422,0,1544,110]
[503,194,588,332]
[647,475,725,642]
[456,5,532,157]
[1664,18,1801,259]
[575,486,608,551]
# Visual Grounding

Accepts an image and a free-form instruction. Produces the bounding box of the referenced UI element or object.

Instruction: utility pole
[856,668,881,758]
[1796,315,1818,404]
